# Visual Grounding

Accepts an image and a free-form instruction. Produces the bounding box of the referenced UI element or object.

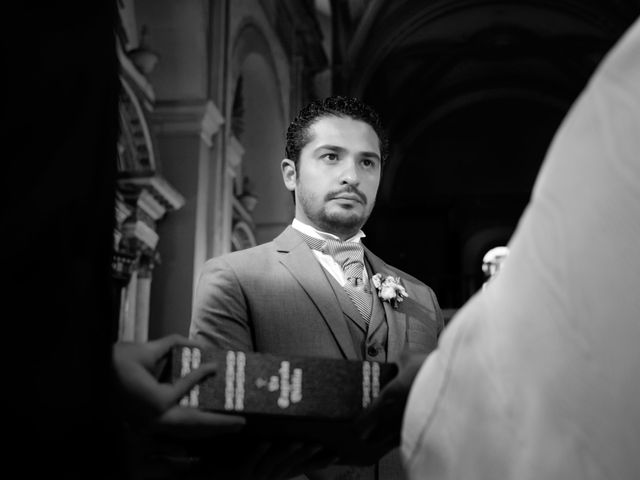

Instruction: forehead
[304,115,380,154]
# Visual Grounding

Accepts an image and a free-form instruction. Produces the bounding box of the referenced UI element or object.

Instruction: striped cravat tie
[298,232,373,324]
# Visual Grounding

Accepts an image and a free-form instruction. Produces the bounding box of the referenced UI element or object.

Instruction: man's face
[281,115,382,239]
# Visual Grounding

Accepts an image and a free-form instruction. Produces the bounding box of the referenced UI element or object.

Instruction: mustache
[326,186,367,204]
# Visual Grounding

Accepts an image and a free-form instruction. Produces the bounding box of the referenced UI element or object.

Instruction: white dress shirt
[291,218,369,287]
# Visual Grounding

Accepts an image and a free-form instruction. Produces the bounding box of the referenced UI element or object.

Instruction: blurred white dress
[402,15,640,480]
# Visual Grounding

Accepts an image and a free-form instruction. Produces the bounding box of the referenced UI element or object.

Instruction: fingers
[144,333,197,360]
[156,406,245,438]
[166,362,218,405]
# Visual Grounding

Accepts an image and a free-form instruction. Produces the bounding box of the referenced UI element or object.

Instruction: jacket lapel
[275,227,358,360]
[366,276,386,337]
[364,246,408,363]
[324,272,368,333]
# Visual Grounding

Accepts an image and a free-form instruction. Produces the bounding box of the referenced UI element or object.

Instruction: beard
[298,185,374,238]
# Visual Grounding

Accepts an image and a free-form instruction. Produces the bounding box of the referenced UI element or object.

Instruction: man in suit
[190,95,444,479]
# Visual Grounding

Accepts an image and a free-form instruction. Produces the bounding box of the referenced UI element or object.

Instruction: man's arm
[190,257,255,351]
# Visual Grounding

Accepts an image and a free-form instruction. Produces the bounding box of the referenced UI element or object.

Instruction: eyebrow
[313,144,381,161]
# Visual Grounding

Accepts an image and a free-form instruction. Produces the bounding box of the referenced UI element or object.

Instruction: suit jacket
[190,225,444,479]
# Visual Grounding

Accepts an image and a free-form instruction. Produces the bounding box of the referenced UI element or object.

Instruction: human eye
[361,157,378,169]
[321,152,339,161]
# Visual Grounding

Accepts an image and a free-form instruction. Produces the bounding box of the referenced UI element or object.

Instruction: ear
[281,158,297,192]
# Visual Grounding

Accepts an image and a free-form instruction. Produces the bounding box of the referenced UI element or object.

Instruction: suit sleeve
[189,257,254,352]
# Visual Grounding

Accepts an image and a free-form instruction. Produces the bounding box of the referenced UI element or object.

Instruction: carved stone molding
[226,134,245,170]
[201,101,226,146]
[118,174,186,212]
[151,100,225,142]
[119,77,157,173]
[226,135,246,193]
[117,41,155,108]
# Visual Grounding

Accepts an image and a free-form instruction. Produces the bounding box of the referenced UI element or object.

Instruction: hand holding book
[112,334,246,437]
[113,335,336,479]
[163,345,401,466]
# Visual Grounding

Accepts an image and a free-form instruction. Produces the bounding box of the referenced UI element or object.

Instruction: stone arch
[229,22,292,245]
[232,220,257,252]
[118,77,156,173]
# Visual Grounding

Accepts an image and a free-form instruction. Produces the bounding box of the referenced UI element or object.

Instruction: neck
[293,218,361,242]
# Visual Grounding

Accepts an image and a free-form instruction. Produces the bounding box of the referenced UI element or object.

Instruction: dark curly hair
[285,95,389,169]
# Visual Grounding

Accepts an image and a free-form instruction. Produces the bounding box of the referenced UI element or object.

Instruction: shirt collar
[292,218,366,243]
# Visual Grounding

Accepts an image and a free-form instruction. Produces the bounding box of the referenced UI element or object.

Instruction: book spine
[172,347,393,420]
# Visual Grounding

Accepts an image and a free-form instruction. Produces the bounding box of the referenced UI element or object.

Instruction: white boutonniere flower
[371,273,408,309]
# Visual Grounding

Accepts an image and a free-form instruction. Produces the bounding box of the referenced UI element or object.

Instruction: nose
[339,157,360,186]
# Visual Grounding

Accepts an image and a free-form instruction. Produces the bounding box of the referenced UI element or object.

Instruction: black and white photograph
[4,1,640,479]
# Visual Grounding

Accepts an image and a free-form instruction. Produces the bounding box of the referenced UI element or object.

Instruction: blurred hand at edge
[113,335,342,479]
[112,333,245,438]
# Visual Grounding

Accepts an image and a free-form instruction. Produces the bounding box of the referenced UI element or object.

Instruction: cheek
[302,173,332,197]
[363,177,380,201]
[297,177,325,204]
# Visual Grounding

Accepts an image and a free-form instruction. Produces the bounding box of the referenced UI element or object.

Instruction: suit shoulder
[201,241,276,270]
[384,264,433,290]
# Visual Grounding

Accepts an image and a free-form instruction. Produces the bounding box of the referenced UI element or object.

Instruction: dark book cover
[161,346,399,465]
[166,346,397,420]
